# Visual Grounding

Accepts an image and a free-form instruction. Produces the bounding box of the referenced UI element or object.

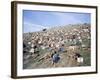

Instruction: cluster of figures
[23,23,90,67]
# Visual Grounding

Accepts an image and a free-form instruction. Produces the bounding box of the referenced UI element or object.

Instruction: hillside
[23,23,91,69]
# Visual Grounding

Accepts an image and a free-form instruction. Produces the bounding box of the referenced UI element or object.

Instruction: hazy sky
[23,10,91,33]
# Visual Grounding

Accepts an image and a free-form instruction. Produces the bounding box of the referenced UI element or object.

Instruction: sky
[23,10,91,33]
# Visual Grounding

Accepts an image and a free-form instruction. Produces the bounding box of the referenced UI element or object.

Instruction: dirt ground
[23,47,90,69]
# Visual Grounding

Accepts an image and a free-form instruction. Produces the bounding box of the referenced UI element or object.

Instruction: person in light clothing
[29,48,34,55]
[74,53,83,66]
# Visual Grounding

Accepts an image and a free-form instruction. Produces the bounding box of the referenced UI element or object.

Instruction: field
[23,23,91,69]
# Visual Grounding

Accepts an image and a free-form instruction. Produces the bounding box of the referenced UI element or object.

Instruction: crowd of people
[23,23,90,67]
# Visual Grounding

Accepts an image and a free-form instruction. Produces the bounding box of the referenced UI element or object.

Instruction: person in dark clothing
[23,43,26,48]
[74,53,82,60]
[51,51,60,65]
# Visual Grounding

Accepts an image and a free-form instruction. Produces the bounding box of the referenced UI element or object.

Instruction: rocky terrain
[23,23,91,69]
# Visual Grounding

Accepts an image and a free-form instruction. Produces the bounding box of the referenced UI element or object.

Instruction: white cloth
[77,57,83,63]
